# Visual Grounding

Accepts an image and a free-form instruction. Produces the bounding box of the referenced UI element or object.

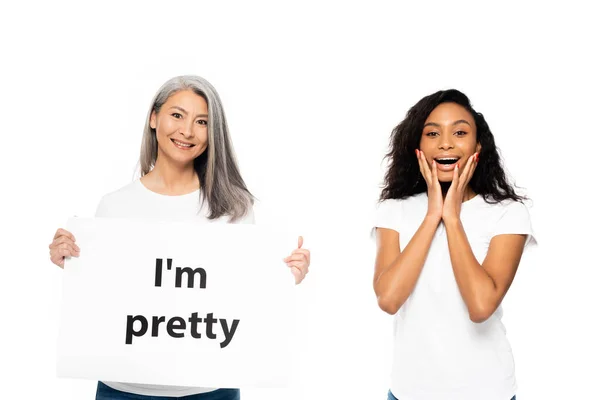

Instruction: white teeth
[173,140,192,147]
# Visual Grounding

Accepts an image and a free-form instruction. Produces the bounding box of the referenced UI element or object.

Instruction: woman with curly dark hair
[372,89,536,400]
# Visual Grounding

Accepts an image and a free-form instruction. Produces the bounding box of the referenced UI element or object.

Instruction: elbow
[377,294,401,315]
[468,303,495,323]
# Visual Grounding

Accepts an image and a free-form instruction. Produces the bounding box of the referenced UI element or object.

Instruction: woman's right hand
[49,228,80,268]
[416,149,443,221]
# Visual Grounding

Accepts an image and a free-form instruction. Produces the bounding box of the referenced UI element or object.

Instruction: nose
[178,120,195,139]
[438,131,454,150]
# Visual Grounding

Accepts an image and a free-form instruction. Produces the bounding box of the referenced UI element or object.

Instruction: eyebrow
[424,119,472,128]
[169,106,208,118]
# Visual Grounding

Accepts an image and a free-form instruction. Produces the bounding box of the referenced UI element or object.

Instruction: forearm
[444,218,497,321]
[375,216,440,314]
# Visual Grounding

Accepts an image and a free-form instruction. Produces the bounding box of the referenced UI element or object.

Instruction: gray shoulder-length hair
[140,75,254,221]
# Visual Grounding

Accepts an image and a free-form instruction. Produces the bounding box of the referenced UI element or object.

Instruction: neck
[440,182,476,202]
[143,155,199,195]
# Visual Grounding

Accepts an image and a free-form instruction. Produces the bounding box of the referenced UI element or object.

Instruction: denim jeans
[387,390,516,400]
[96,382,241,400]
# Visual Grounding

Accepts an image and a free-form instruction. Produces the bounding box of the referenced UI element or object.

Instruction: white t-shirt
[373,192,536,400]
[94,179,254,397]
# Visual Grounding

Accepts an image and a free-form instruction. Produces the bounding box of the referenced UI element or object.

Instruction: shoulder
[375,197,403,214]
[376,193,427,212]
[373,193,427,233]
[484,198,536,244]
[213,204,256,225]
[496,199,533,226]
[480,197,531,219]
[95,180,143,217]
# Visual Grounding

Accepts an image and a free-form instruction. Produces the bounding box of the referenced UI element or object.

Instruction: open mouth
[434,157,459,165]
[171,139,195,148]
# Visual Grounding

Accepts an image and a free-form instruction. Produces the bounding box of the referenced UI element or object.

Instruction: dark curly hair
[380,89,525,203]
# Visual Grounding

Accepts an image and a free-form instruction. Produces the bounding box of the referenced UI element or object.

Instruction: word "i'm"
[154,258,207,289]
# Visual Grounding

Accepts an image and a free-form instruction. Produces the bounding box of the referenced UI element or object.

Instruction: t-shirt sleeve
[371,199,402,238]
[491,200,537,248]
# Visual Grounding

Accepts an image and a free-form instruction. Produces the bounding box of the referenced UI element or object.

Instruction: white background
[1,1,598,399]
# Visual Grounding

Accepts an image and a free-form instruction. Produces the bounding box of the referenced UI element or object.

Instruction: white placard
[57,217,296,389]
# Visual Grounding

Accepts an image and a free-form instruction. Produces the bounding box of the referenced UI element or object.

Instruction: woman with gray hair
[48,75,311,400]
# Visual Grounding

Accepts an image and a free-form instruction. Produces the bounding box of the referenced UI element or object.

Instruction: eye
[455,130,467,136]
[171,113,183,119]
[425,131,439,137]
[196,119,208,125]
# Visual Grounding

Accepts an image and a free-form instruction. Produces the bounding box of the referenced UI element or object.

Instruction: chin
[167,152,198,165]
[436,173,454,182]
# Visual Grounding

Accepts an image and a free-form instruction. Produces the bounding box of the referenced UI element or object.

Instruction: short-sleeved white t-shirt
[94,179,254,397]
[373,192,536,400]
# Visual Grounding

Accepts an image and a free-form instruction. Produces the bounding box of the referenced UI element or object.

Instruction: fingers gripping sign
[283,236,311,284]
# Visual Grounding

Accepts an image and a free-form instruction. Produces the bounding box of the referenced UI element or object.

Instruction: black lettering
[188,312,202,339]
[205,313,217,339]
[152,316,165,337]
[219,319,240,348]
[175,267,207,289]
[125,315,148,344]
[154,259,163,287]
[167,317,186,338]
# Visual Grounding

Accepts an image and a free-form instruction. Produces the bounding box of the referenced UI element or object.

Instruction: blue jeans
[387,390,515,400]
[96,382,241,400]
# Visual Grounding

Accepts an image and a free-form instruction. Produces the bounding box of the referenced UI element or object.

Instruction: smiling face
[419,102,481,182]
[150,89,209,167]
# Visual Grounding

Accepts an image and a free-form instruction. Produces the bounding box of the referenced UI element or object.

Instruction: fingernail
[457,163,460,169]
[415,149,419,156]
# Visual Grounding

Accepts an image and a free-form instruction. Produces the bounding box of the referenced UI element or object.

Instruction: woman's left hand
[442,153,478,223]
[284,236,311,284]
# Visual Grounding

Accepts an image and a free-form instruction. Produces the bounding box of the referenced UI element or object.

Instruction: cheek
[195,127,209,143]
[155,118,176,138]
[418,139,435,159]
[458,138,478,154]
[191,128,209,155]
